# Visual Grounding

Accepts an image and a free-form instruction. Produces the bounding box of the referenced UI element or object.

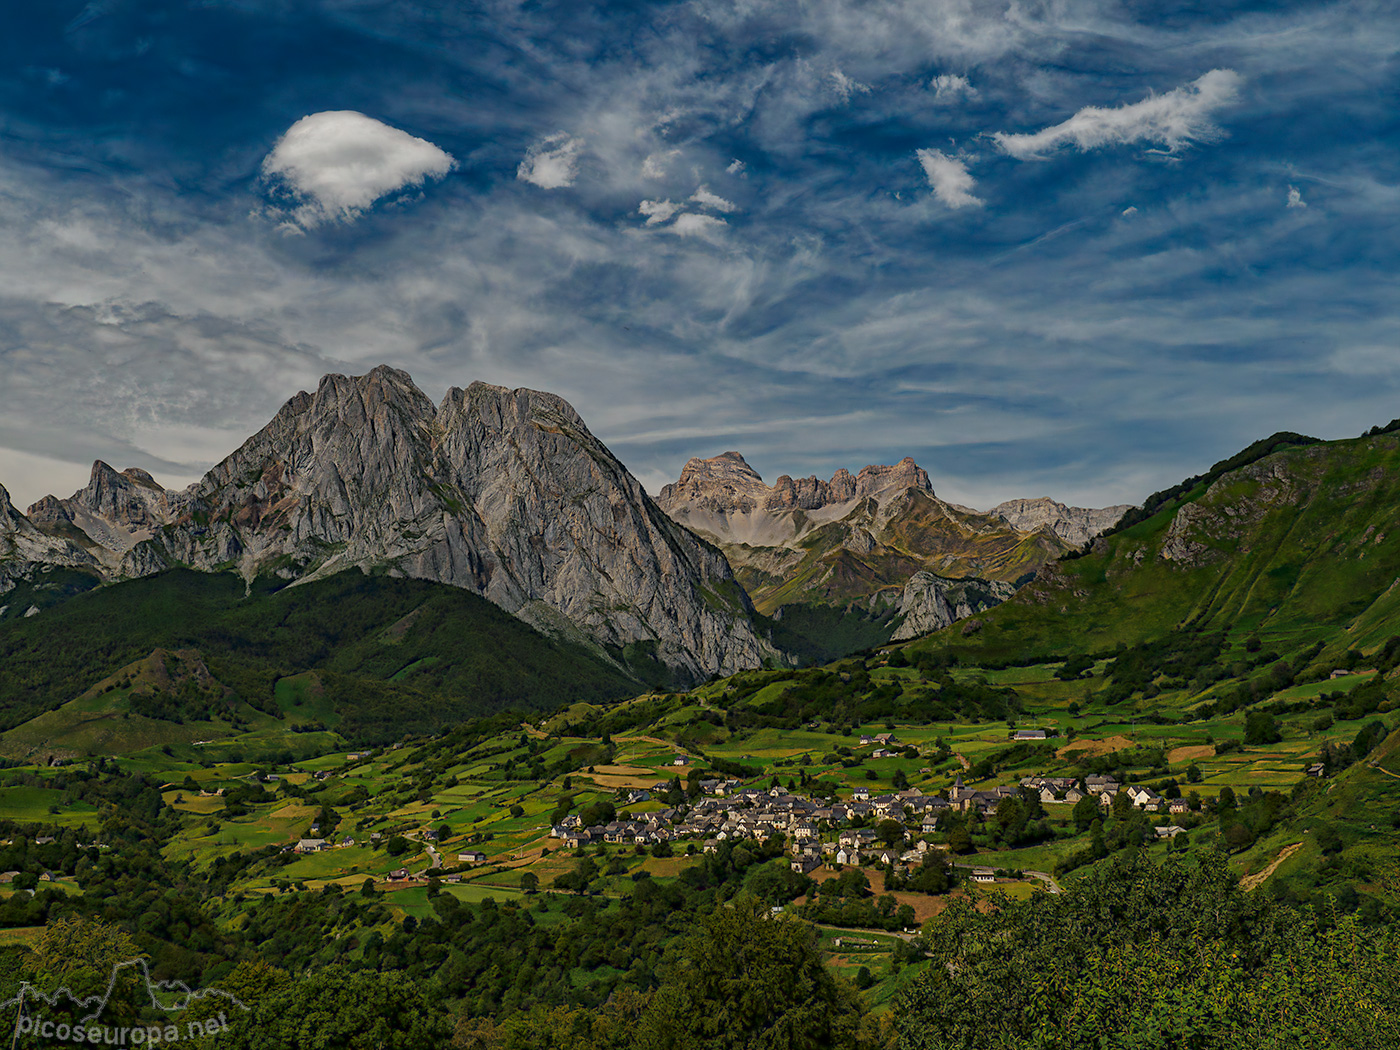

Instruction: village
[249,729,1198,893]
[548,764,1188,872]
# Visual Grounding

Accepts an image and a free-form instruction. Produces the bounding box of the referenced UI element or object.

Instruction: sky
[1,1,1397,512]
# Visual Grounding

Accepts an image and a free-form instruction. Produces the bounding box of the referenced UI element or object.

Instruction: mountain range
[655,449,1128,627]
[5,367,768,680]
[1,367,1130,681]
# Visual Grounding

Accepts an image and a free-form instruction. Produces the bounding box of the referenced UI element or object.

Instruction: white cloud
[639,199,683,226]
[993,69,1243,160]
[690,185,736,212]
[1122,206,1138,216]
[642,149,681,179]
[931,73,977,103]
[726,159,747,176]
[1287,185,1307,209]
[260,111,455,229]
[915,148,983,209]
[671,213,728,236]
[830,69,871,103]
[517,133,585,189]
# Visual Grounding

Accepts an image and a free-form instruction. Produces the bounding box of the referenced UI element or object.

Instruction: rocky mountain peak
[116,366,767,680]
[21,460,175,559]
[1,481,98,584]
[657,451,770,515]
[120,467,159,486]
[24,495,73,529]
[855,457,933,501]
[68,461,171,531]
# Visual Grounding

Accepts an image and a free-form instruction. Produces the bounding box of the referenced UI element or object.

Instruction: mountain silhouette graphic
[2,958,249,1025]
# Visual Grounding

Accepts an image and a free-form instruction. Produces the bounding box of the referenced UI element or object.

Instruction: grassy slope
[908,431,1400,667]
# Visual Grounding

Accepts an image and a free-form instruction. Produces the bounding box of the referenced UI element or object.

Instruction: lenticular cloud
[261,111,455,229]
[993,69,1242,160]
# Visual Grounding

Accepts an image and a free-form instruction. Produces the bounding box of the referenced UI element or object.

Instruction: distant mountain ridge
[989,497,1133,550]
[7,367,770,680]
[655,451,1126,623]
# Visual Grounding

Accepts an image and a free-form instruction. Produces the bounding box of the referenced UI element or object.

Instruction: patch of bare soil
[1056,734,1136,760]
[583,772,663,790]
[589,763,655,777]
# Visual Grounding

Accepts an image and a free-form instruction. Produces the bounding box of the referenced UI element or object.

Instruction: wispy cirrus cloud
[260,111,455,229]
[993,69,1243,160]
[830,69,871,103]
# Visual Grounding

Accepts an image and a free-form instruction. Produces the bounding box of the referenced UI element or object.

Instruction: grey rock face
[121,366,767,679]
[29,461,176,557]
[658,451,769,514]
[0,482,100,590]
[891,571,1016,641]
[989,497,1132,548]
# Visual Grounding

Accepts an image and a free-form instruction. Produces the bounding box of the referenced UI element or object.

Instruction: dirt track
[1241,842,1302,891]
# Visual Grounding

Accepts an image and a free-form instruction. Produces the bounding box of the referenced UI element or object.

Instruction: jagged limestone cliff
[17,367,771,679]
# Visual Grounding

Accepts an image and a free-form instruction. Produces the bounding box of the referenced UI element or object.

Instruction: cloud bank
[916,149,982,208]
[261,111,455,228]
[994,69,1242,159]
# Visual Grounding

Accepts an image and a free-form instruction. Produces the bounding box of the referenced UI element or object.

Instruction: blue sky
[1,1,1397,511]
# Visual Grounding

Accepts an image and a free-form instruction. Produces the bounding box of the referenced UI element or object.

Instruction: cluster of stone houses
[548,771,1192,867]
[1016,775,1190,815]
[549,779,959,871]
[944,776,1020,815]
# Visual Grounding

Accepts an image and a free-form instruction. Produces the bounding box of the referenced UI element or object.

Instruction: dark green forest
[0,570,639,741]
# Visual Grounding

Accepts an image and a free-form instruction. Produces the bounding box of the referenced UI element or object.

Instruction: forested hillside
[0,569,639,742]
